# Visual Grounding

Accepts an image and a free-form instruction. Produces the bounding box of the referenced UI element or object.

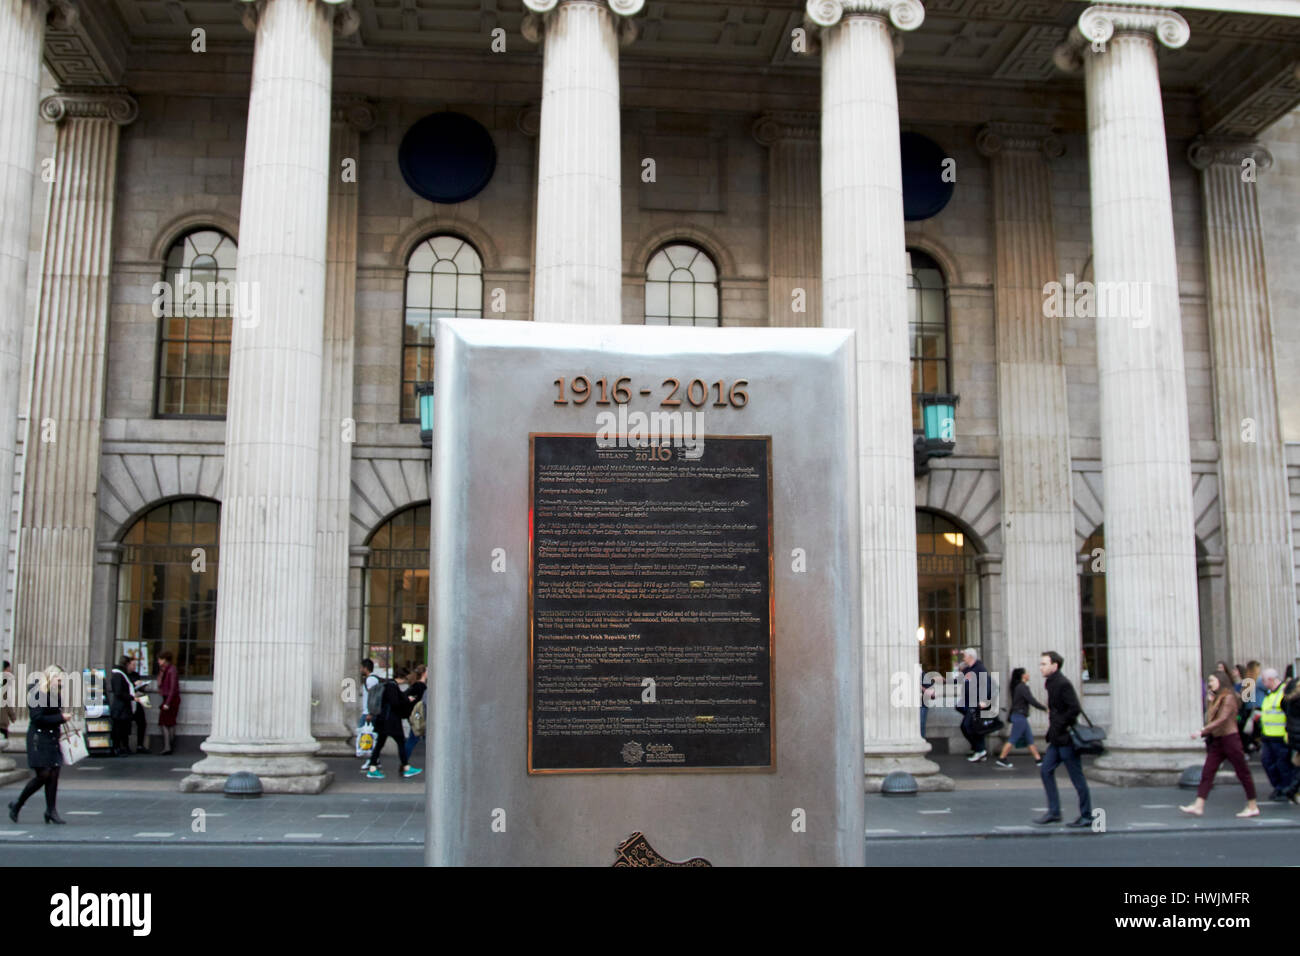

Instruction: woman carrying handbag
[7,665,75,824]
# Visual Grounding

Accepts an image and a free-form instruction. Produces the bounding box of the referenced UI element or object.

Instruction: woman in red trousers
[1180,672,1259,818]
[156,651,181,754]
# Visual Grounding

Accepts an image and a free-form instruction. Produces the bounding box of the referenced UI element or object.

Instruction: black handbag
[978,715,1005,736]
[1068,709,1106,755]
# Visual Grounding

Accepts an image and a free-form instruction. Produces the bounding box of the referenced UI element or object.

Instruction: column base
[1091,744,1207,787]
[179,740,334,794]
[311,725,357,758]
[0,755,27,787]
[865,752,954,792]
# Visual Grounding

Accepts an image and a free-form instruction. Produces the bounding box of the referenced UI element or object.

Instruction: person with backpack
[405,664,428,761]
[1033,651,1092,828]
[359,658,381,772]
[366,672,422,780]
[1179,671,1259,818]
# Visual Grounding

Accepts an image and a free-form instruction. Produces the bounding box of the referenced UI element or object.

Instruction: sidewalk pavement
[2,745,1295,847]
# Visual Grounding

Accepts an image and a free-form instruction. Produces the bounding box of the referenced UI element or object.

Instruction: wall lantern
[417,382,435,448]
[914,392,959,477]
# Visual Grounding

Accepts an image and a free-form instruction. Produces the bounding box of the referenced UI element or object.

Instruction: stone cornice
[39,87,138,126]
[975,122,1065,160]
[752,111,819,147]
[805,0,924,31]
[1054,4,1190,74]
[521,0,645,47]
[332,97,377,132]
[239,0,359,38]
[1186,137,1273,172]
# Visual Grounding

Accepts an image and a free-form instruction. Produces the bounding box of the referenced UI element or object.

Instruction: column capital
[522,0,645,47]
[1187,137,1273,172]
[1053,4,1189,73]
[44,0,79,30]
[240,0,359,38]
[752,111,819,148]
[976,122,1064,160]
[39,87,138,126]
[805,0,924,31]
[332,97,377,132]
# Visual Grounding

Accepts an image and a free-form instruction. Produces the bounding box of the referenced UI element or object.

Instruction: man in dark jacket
[365,669,422,780]
[1034,650,1092,827]
[957,649,993,762]
[109,657,135,756]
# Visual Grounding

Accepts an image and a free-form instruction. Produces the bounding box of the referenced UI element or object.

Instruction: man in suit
[109,656,135,756]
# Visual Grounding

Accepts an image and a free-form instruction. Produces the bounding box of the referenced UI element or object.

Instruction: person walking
[366,672,421,780]
[127,657,151,753]
[995,667,1045,769]
[1033,651,1092,828]
[359,658,381,772]
[1282,672,1300,804]
[156,651,181,754]
[7,666,71,825]
[405,664,428,761]
[1257,668,1293,801]
[1179,671,1259,818]
[1,661,14,742]
[109,657,134,756]
[958,648,993,762]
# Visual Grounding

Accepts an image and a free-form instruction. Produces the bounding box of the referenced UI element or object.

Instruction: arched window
[363,504,430,678]
[645,243,720,326]
[115,498,221,679]
[907,249,950,431]
[1079,526,1107,682]
[403,235,483,421]
[916,510,981,675]
[156,229,238,418]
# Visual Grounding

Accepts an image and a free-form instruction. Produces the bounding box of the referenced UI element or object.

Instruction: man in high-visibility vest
[1258,669,1293,802]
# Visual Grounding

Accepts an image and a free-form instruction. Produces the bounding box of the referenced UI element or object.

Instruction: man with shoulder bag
[1034,650,1093,829]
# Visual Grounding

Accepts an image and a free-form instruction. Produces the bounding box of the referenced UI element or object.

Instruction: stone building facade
[1,0,1298,791]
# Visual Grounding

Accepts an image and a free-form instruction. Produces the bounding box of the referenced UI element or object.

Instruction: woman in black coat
[365,671,420,780]
[8,665,71,824]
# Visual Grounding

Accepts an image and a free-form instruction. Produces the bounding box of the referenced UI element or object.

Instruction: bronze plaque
[528,434,774,773]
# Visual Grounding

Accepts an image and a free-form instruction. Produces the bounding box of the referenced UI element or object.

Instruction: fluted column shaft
[529,0,630,325]
[1191,142,1298,669]
[814,0,941,787]
[1071,11,1202,776]
[979,125,1079,711]
[188,0,336,792]
[754,113,821,328]
[13,90,134,690]
[312,104,369,753]
[0,0,47,682]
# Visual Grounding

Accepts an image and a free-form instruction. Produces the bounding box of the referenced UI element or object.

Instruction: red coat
[158,665,181,727]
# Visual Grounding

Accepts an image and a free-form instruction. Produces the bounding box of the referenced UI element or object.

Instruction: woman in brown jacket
[1180,672,1259,818]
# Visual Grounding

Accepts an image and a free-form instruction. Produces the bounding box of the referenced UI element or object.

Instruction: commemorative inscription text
[528,434,774,772]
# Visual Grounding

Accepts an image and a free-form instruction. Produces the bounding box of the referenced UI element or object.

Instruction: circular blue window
[398,112,497,205]
[900,132,954,222]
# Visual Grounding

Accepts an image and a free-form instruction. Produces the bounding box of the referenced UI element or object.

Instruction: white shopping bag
[355,722,376,758]
[59,726,89,765]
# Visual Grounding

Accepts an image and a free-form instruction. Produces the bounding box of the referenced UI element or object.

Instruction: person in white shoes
[957,649,992,762]
[359,658,380,772]
[995,667,1045,769]
[1180,671,1259,819]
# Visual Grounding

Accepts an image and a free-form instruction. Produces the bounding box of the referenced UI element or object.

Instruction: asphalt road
[4,829,1291,866]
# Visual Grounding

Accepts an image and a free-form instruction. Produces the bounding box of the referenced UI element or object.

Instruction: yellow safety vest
[1261,684,1287,739]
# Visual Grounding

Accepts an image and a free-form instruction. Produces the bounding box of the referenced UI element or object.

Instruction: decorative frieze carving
[332,96,377,132]
[751,111,819,147]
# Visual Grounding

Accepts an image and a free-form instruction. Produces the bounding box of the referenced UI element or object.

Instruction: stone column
[1187,139,1299,670]
[976,123,1080,707]
[522,0,643,326]
[11,86,136,696]
[806,0,947,790]
[184,0,354,794]
[346,544,369,724]
[311,99,374,756]
[0,0,66,782]
[753,112,821,328]
[1055,4,1202,783]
